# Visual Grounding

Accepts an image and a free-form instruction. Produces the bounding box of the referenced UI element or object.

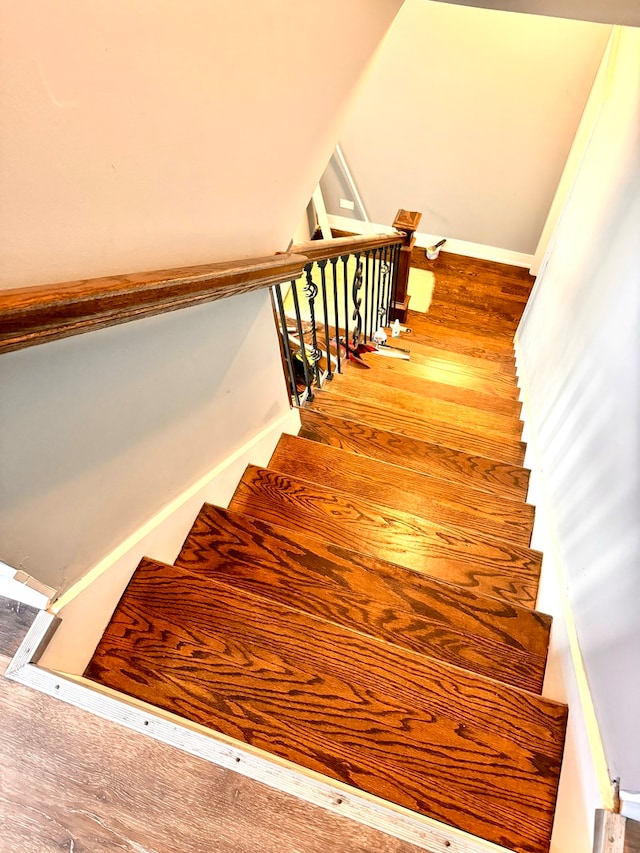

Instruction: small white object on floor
[392,319,401,338]
[373,326,387,345]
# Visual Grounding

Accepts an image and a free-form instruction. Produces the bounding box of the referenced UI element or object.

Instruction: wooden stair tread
[271,433,534,546]
[418,304,521,338]
[229,465,542,607]
[325,374,524,443]
[404,323,516,357]
[410,251,534,303]
[308,392,526,466]
[86,558,566,853]
[342,358,523,417]
[392,335,519,379]
[396,326,517,364]
[429,281,532,314]
[298,408,530,501]
[175,503,549,692]
[354,353,522,404]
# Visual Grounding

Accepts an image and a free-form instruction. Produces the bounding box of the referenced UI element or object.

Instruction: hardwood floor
[174,504,550,691]
[299,408,531,501]
[87,559,566,853]
[85,253,566,853]
[269,433,535,545]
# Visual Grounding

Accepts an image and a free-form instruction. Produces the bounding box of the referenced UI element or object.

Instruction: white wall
[0,0,403,593]
[516,26,640,802]
[321,0,610,256]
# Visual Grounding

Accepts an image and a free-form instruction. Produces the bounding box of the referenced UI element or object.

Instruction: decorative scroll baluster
[373,247,384,332]
[317,259,333,381]
[272,284,301,406]
[341,254,350,361]
[289,278,314,400]
[330,257,341,374]
[351,253,363,349]
[268,211,419,396]
[303,263,322,388]
[381,246,392,326]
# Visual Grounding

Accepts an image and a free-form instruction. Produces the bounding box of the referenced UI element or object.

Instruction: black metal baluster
[363,251,370,343]
[318,259,332,381]
[273,284,301,407]
[289,278,314,401]
[330,257,341,374]
[341,254,350,361]
[303,263,322,388]
[351,253,363,350]
[375,249,384,331]
[390,243,401,323]
[381,245,392,326]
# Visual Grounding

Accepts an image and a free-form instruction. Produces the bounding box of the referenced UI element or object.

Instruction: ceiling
[429,0,640,26]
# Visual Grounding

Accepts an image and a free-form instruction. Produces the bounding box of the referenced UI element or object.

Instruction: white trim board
[0,562,55,610]
[38,408,301,677]
[327,215,535,269]
[7,610,515,853]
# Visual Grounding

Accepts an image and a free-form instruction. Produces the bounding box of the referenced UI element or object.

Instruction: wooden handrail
[0,227,412,356]
[0,253,308,355]
[290,232,402,263]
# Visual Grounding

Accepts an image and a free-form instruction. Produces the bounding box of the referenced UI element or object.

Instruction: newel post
[390,209,422,322]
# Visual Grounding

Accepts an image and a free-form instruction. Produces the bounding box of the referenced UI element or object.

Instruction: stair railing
[273,222,415,404]
[0,211,420,409]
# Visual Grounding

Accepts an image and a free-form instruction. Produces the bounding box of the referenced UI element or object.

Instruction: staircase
[84,254,567,853]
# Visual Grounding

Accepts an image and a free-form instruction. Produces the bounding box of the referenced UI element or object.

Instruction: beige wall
[323,0,610,255]
[0,0,402,593]
[0,0,402,287]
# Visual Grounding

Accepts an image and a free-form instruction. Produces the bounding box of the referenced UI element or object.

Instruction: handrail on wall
[0,212,420,356]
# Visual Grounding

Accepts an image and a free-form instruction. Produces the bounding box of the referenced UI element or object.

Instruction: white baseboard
[515,334,613,853]
[327,215,534,270]
[38,408,301,676]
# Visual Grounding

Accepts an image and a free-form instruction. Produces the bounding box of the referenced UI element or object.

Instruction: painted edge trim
[514,333,614,812]
[327,215,535,269]
[51,408,301,613]
[6,614,511,853]
[0,563,55,610]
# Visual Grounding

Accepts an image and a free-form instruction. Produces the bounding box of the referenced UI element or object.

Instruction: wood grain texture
[410,248,535,299]
[0,656,433,853]
[308,393,526,466]
[0,253,309,355]
[291,233,402,262]
[86,559,566,853]
[0,596,39,657]
[396,320,517,364]
[298,408,530,501]
[270,433,534,546]
[626,816,640,853]
[346,356,523,412]
[175,504,549,691]
[325,372,524,441]
[230,465,542,607]
[392,339,518,380]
